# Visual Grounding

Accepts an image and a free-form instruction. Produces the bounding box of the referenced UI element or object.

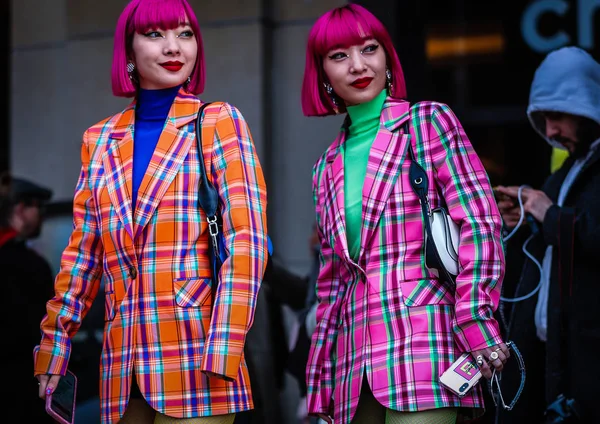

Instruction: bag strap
[403,110,456,289]
[195,102,219,220]
[195,101,273,260]
[195,102,224,306]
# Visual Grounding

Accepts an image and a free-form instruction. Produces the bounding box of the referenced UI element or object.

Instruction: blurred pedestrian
[496,46,600,423]
[1,173,55,422]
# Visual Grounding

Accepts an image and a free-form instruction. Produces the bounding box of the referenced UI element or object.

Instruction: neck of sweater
[136,85,181,121]
[131,85,181,210]
[342,90,387,260]
[346,89,387,139]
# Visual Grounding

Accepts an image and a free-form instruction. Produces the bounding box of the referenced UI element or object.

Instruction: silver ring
[489,351,499,361]
[475,355,484,366]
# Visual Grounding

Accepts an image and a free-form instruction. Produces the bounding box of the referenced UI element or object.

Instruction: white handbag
[429,208,460,276]
[407,135,460,286]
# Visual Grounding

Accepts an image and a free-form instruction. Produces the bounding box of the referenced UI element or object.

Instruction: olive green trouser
[351,380,458,424]
[119,398,236,424]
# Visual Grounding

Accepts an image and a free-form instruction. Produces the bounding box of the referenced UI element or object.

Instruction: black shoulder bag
[195,103,272,306]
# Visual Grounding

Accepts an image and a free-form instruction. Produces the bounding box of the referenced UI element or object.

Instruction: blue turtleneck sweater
[132,85,181,209]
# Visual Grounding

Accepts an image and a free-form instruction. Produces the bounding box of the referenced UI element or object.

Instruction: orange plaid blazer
[34,89,269,423]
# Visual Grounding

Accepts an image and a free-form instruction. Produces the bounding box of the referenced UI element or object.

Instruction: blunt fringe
[301,4,407,117]
[111,0,205,97]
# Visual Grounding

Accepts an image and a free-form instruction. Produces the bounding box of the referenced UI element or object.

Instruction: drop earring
[127,62,135,81]
[323,82,338,109]
[385,68,393,96]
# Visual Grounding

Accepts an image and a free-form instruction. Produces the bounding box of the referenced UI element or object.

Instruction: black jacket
[499,148,600,423]
[2,234,55,421]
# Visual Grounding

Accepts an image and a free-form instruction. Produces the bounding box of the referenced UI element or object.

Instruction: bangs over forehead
[313,7,381,55]
[128,0,189,34]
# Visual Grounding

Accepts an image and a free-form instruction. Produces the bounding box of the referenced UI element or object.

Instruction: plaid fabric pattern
[34,90,268,424]
[306,98,505,424]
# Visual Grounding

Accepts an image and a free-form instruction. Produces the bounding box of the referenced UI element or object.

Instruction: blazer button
[129,267,137,279]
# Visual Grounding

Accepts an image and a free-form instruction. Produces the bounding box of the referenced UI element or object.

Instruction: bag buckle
[207,215,219,237]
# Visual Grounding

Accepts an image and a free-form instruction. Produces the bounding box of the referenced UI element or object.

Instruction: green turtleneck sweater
[342,89,387,260]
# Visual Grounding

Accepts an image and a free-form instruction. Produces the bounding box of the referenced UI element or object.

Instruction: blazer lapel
[325,134,352,261]
[103,106,136,240]
[358,99,411,259]
[133,89,199,239]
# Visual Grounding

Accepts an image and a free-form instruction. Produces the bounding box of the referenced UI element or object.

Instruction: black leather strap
[195,103,223,305]
[405,123,456,290]
[195,102,219,218]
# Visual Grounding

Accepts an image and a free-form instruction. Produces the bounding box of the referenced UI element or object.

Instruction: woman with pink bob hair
[33,0,269,423]
[303,5,508,424]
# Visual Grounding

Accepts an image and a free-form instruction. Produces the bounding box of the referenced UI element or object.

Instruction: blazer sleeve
[427,103,505,352]
[306,158,344,416]
[200,103,269,380]
[34,130,104,376]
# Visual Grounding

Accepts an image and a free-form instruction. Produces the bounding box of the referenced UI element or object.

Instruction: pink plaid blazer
[306,98,505,424]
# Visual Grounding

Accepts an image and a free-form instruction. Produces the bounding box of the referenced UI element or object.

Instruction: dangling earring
[385,68,393,96]
[127,62,135,81]
[185,76,191,86]
[323,82,339,111]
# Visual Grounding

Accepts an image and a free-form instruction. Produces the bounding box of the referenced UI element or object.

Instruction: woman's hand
[37,374,61,399]
[471,342,510,379]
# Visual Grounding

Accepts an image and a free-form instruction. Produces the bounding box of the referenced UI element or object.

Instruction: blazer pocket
[173,277,212,307]
[400,279,455,306]
[105,291,116,321]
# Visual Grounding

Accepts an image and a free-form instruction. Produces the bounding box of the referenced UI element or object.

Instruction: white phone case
[439,353,482,397]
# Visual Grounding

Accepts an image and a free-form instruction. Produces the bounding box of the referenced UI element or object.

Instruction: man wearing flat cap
[1,172,56,422]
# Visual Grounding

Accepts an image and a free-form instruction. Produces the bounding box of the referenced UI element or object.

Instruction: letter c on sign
[522,0,570,53]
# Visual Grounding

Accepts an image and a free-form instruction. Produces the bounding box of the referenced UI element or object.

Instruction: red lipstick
[160,61,183,72]
[351,77,373,89]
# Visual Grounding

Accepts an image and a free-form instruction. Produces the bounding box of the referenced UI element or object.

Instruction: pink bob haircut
[111,0,205,97]
[301,4,407,117]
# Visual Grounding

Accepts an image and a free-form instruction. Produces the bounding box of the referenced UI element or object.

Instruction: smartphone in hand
[45,370,77,424]
[493,186,513,202]
[439,353,482,397]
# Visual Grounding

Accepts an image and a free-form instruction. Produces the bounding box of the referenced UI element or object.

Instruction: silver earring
[386,68,393,95]
[127,62,135,80]
[186,76,191,85]
[323,82,338,107]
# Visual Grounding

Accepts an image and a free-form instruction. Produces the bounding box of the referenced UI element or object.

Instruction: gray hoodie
[527,46,600,149]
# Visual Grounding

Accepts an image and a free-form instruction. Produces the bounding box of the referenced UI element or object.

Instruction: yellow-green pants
[119,398,236,424]
[351,380,458,424]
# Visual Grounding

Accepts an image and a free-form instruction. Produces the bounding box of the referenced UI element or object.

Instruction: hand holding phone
[493,186,522,228]
[44,370,77,424]
[493,186,513,202]
[439,353,482,397]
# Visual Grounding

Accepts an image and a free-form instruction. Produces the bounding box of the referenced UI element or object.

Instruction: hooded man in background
[495,47,600,423]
